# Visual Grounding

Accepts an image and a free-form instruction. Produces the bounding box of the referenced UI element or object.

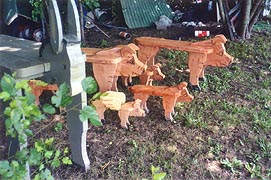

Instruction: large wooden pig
[135,34,234,90]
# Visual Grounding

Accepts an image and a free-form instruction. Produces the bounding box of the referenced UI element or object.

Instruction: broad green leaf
[24,129,33,136]
[81,77,98,94]
[35,141,44,152]
[15,149,28,160]
[54,122,63,132]
[42,104,56,114]
[28,148,42,165]
[44,151,53,159]
[25,91,36,104]
[45,137,54,146]
[151,165,160,174]
[39,164,44,171]
[0,160,12,174]
[153,173,167,180]
[0,73,16,96]
[11,161,19,169]
[51,83,72,107]
[33,174,40,180]
[51,159,60,168]
[55,150,60,158]
[62,157,72,165]
[79,106,102,126]
[15,80,29,90]
[39,168,54,180]
[0,91,11,101]
[10,109,21,123]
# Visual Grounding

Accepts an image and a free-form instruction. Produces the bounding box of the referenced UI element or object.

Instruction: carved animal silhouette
[135,34,234,90]
[28,80,58,105]
[122,63,165,87]
[130,82,194,121]
[91,91,145,128]
[82,43,147,92]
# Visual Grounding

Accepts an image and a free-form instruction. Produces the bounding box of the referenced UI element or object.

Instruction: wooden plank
[135,37,213,54]
[0,35,50,79]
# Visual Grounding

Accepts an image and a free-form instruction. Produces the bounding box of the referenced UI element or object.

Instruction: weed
[258,138,271,159]
[244,162,263,179]
[54,122,63,132]
[142,165,167,180]
[208,140,223,158]
[99,39,109,48]
[252,110,271,132]
[221,157,243,174]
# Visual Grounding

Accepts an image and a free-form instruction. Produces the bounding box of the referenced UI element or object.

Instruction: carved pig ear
[212,35,227,44]
[128,43,140,51]
[120,45,136,57]
[178,82,188,89]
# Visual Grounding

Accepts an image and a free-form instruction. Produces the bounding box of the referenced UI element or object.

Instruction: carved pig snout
[177,88,194,103]
[130,106,146,117]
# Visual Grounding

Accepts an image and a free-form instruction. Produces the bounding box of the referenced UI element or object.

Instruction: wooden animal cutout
[28,80,58,106]
[121,63,165,87]
[130,82,194,121]
[82,43,147,92]
[134,34,234,90]
[188,35,233,90]
[91,91,145,128]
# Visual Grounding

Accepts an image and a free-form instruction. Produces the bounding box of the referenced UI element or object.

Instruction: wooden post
[40,0,90,171]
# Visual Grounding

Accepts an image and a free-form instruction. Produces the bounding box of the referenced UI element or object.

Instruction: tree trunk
[239,0,252,39]
[248,0,265,34]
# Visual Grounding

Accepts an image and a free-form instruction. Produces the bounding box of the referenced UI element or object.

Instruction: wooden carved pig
[91,91,145,128]
[130,82,194,121]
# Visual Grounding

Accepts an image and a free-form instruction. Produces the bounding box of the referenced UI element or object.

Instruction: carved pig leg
[162,96,177,121]
[188,52,207,91]
[199,66,207,82]
[112,76,119,91]
[92,100,106,121]
[118,110,130,128]
[134,93,150,114]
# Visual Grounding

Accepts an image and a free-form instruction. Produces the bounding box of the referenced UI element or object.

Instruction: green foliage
[99,39,109,48]
[81,76,98,94]
[54,122,63,132]
[0,74,102,179]
[244,162,263,179]
[82,0,100,11]
[151,165,167,180]
[221,157,243,174]
[79,105,102,126]
[51,83,72,108]
[29,0,44,21]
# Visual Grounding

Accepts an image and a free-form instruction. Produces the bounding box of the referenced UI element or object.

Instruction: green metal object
[120,0,173,29]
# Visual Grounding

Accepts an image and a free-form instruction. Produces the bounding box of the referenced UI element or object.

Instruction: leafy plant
[0,74,102,179]
[82,0,100,11]
[142,165,167,180]
[221,157,243,174]
[99,39,109,48]
[29,0,45,22]
[244,162,263,179]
